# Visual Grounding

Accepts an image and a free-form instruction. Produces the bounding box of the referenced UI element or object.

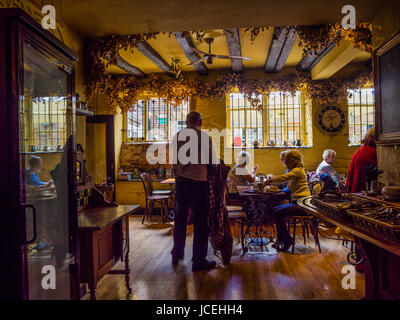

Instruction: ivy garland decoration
[83,23,373,113]
[96,68,372,114]
[294,23,373,56]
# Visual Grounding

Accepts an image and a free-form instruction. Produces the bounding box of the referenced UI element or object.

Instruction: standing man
[171,111,217,272]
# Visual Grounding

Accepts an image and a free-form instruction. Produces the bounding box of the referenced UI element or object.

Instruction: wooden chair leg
[149,201,154,221]
[164,199,168,222]
[240,222,245,255]
[312,218,322,253]
[292,219,296,254]
[302,220,306,245]
[142,199,148,224]
[235,221,240,244]
[166,196,170,212]
[160,200,166,223]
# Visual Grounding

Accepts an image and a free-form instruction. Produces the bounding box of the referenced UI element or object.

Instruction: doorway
[86,115,116,200]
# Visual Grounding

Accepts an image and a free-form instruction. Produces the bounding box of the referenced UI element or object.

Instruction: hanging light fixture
[168,58,184,80]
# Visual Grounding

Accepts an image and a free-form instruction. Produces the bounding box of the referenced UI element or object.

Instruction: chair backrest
[224,180,230,207]
[306,171,319,183]
[308,179,325,196]
[140,172,154,197]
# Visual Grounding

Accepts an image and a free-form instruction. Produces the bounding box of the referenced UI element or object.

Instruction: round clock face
[317,106,346,134]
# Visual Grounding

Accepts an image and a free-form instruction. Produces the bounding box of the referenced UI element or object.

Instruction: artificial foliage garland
[96,68,372,113]
[244,26,270,42]
[294,23,373,56]
[83,23,373,113]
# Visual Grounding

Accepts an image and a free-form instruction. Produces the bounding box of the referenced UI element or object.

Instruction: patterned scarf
[208,176,225,250]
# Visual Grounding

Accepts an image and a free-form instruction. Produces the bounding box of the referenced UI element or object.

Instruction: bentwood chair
[225,180,246,245]
[140,173,171,224]
[287,180,324,253]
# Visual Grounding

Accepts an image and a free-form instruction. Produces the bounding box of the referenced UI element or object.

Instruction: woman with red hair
[345,127,377,193]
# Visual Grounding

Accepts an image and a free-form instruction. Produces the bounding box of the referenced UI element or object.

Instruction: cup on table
[254,182,264,192]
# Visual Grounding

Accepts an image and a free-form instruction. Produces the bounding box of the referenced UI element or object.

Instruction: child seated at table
[26,155,53,187]
[265,150,310,252]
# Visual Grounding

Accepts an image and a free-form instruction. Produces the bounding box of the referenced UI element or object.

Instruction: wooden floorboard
[90,216,365,300]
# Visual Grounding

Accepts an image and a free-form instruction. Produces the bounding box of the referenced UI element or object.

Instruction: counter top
[117,179,167,182]
[297,196,400,257]
[78,204,140,230]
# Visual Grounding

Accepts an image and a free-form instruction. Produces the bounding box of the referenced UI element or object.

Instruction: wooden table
[78,204,140,300]
[160,178,175,185]
[298,196,400,300]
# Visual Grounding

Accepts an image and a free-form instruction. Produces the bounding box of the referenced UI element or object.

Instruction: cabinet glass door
[20,38,77,299]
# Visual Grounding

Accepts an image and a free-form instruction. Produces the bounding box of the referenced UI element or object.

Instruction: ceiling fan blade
[187,56,207,66]
[216,55,251,60]
[214,55,232,59]
[190,47,208,55]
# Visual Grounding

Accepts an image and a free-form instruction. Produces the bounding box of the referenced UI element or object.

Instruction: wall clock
[317,105,346,134]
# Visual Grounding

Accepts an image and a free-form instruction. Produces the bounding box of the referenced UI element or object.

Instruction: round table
[236,185,287,254]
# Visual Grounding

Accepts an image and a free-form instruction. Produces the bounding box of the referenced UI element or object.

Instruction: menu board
[378,40,400,134]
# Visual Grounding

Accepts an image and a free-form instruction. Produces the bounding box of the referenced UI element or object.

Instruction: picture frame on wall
[374,31,400,144]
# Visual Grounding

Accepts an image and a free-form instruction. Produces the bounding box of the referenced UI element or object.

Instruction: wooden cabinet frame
[374,31,400,145]
[0,8,79,299]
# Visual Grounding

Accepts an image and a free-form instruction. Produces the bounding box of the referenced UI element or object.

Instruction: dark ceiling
[61,0,384,37]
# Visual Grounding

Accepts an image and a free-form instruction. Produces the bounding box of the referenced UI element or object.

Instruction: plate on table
[244,188,260,193]
[244,188,279,194]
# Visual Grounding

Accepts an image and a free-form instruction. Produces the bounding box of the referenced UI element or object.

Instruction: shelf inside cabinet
[76,108,94,116]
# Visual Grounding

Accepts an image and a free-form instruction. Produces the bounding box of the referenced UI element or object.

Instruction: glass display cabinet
[0,9,79,299]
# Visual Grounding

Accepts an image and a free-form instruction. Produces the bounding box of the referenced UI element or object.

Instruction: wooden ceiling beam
[265,27,296,73]
[173,32,208,75]
[225,28,243,73]
[105,53,147,78]
[136,40,171,73]
[311,40,363,80]
[297,43,335,72]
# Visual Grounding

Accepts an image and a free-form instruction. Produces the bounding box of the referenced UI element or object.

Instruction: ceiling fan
[188,37,251,65]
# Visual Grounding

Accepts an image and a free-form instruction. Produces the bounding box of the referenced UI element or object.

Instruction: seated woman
[278,150,291,198]
[26,155,53,186]
[228,151,258,200]
[264,150,310,252]
[316,149,341,191]
[345,127,377,193]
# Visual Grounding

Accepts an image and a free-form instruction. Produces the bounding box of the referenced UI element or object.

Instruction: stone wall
[120,142,172,172]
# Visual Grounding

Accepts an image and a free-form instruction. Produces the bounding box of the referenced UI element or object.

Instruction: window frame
[226,93,264,147]
[226,91,311,148]
[347,88,375,146]
[123,97,190,143]
[24,96,68,153]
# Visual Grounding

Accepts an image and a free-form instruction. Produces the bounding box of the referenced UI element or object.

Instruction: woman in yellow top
[265,150,310,252]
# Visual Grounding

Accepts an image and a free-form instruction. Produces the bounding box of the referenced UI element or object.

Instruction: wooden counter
[78,204,140,300]
[78,205,139,230]
[298,196,400,300]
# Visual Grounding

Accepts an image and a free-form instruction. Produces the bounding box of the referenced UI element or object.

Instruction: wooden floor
[91,216,365,300]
